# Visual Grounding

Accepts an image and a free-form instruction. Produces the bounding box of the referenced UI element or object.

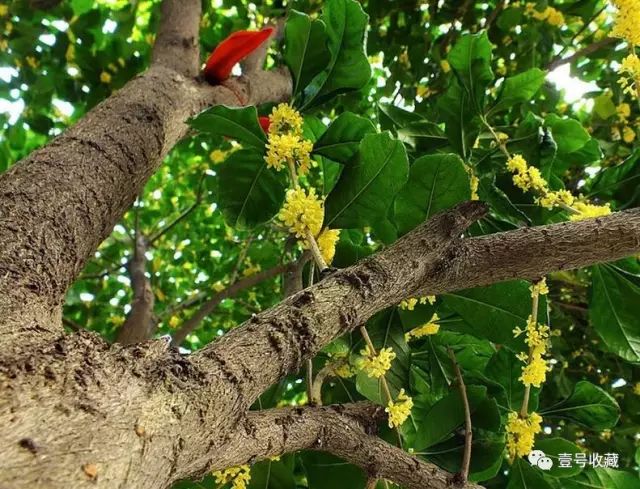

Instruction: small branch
[283,248,312,298]
[546,37,617,71]
[448,348,472,484]
[171,262,291,345]
[116,226,156,345]
[240,19,284,74]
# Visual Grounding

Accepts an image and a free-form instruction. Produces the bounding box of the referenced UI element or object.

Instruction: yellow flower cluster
[506,411,543,460]
[405,313,440,341]
[265,104,313,175]
[513,313,551,388]
[619,54,640,99]
[265,133,313,175]
[360,345,396,379]
[212,465,251,489]
[399,296,436,310]
[529,278,549,296]
[327,351,356,378]
[386,388,413,428]
[100,71,112,84]
[0,4,7,16]
[316,228,340,264]
[569,201,612,221]
[525,3,565,26]
[611,0,640,46]
[210,149,229,164]
[278,187,324,239]
[269,103,304,137]
[506,154,611,219]
[242,258,261,277]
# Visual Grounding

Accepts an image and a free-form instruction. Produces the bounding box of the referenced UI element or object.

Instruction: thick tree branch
[152,0,201,77]
[216,403,482,489]
[0,0,291,344]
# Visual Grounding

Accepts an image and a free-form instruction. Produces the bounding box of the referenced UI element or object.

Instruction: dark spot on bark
[292,290,314,308]
[43,366,56,380]
[18,438,39,454]
[339,307,358,332]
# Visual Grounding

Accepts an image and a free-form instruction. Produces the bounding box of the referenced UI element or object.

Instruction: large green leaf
[485,348,539,412]
[247,459,296,489]
[217,150,287,228]
[541,381,620,430]
[590,265,640,362]
[283,10,331,95]
[534,438,584,478]
[325,132,409,228]
[300,452,366,489]
[442,280,548,346]
[555,468,639,489]
[313,112,376,163]
[507,458,553,489]
[425,435,505,482]
[394,153,471,235]
[302,0,371,109]
[544,115,590,155]
[490,68,546,115]
[437,79,480,159]
[448,32,494,113]
[189,106,267,150]
[414,385,494,450]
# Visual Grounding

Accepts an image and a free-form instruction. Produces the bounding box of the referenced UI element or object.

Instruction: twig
[448,348,472,484]
[546,37,617,71]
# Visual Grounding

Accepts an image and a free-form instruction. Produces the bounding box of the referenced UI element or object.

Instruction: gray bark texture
[2,1,640,489]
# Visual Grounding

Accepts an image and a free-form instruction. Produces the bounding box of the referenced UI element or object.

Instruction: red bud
[203,27,274,84]
[259,116,271,133]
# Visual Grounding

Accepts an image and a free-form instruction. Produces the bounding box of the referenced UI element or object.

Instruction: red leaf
[259,116,270,133]
[204,27,274,84]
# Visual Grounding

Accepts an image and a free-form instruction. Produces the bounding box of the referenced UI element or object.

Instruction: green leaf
[593,93,617,119]
[284,10,331,95]
[414,385,488,450]
[556,468,640,489]
[442,280,548,346]
[247,459,296,489]
[437,79,480,159]
[541,381,620,430]
[426,436,505,482]
[216,150,287,228]
[302,0,371,109]
[394,153,471,235]
[490,68,546,115]
[71,0,93,15]
[534,438,584,478]
[507,458,553,489]
[544,115,590,155]
[300,452,366,489]
[189,106,267,150]
[590,265,640,362]
[485,348,539,412]
[313,112,376,163]
[325,132,409,228]
[448,32,494,113]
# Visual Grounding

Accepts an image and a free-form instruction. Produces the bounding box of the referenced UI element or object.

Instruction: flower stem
[519,288,540,418]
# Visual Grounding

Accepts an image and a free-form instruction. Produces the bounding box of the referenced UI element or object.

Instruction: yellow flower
[242,258,261,277]
[265,133,313,175]
[399,298,418,310]
[279,187,324,239]
[440,59,451,73]
[0,5,8,16]
[529,278,549,296]
[0,39,7,52]
[386,388,413,428]
[269,103,304,137]
[26,56,38,69]
[506,154,528,174]
[416,85,432,98]
[617,102,631,121]
[168,316,180,329]
[545,8,565,26]
[570,201,612,221]
[506,411,543,461]
[334,361,356,378]
[618,53,640,99]
[520,356,549,387]
[212,465,251,489]
[316,228,340,264]
[398,50,410,68]
[359,345,396,379]
[538,189,575,209]
[611,0,640,46]
[5,21,12,34]
[405,313,440,341]
[633,382,640,395]
[100,71,112,84]
[623,125,636,143]
[209,149,227,164]
[212,280,226,292]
